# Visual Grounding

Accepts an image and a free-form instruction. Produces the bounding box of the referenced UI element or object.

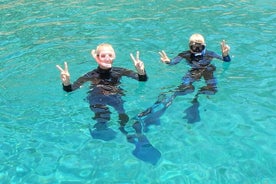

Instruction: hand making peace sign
[221,40,230,57]
[130,51,145,75]
[158,50,170,63]
[56,62,71,86]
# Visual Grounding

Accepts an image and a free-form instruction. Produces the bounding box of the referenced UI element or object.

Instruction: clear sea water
[1,0,275,183]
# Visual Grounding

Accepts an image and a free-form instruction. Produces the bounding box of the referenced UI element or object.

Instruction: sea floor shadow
[129,134,161,165]
[89,122,117,141]
[183,99,200,124]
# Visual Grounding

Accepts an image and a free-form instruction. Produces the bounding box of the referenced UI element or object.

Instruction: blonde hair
[95,43,115,55]
[189,33,205,45]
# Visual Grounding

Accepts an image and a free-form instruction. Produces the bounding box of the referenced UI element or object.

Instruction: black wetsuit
[62,66,147,127]
[61,66,162,163]
[169,50,231,95]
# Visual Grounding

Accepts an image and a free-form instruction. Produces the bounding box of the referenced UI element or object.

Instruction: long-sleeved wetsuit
[62,66,147,127]
[136,50,231,125]
[169,50,231,95]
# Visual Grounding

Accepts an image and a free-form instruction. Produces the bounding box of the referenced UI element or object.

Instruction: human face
[97,49,115,69]
[189,42,206,54]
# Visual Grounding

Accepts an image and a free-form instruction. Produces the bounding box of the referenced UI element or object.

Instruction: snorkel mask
[189,42,206,56]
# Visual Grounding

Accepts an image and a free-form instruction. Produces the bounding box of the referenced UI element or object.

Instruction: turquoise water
[1,0,275,183]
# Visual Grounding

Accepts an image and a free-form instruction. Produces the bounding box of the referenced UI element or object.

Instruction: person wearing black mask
[136,33,231,124]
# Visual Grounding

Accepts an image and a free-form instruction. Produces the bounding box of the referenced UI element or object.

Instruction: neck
[98,66,112,72]
[191,49,206,56]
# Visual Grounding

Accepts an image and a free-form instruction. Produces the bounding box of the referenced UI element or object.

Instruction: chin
[100,64,112,69]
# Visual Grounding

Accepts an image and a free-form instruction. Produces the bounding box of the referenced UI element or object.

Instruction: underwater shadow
[183,98,200,124]
[89,122,117,141]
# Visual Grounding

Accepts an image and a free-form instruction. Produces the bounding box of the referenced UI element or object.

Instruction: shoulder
[84,69,98,77]
[204,50,224,60]
[205,50,219,56]
[112,66,124,71]
[178,50,190,57]
[112,67,131,73]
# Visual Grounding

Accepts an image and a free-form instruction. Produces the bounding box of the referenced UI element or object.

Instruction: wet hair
[189,33,205,45]
[95,43,115,55]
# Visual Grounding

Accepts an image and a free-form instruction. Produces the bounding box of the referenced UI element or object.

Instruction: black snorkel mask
[189,42,206,56]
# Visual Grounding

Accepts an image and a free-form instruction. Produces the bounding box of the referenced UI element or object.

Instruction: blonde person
[56,43,147,141]
[56,43,161,165]
[137,33,231,124]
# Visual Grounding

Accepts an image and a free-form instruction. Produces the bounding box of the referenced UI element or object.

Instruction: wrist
[222,52,229,57]
[165,59,170,64]
[62,82,70,86]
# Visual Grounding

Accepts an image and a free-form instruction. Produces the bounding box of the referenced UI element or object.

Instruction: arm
[159,50,184,65]
[56,62,90,92]
[116,67,148,82]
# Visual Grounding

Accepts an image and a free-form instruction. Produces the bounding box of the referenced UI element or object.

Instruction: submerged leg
[135,83,195,130]
[89,104,117,141]
[197,84,217,95]
[183,74,217,124]
[182,68,219,123]
[174,84,195,96]
[136,92,176,130]
[200,66,218,95]
[90,104,111,123]
[118,113,130,135]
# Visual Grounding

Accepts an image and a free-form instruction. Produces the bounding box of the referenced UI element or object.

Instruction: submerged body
[171,49,231,95]
[56,43,147,136]
[138,33,231,124]
[63,66,147,128]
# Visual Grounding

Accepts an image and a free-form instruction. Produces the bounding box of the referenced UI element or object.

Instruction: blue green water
[1,0,275,183]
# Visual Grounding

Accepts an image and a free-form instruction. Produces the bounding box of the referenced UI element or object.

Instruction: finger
[221,40,226,48]
[159,51,165,57]
[158,51,163,57]
[61,74,66,80]
[130,53,136,64]
[139,62,144,69]
[56,65,64,72]
[162,50,167,57]
[136,51,140,60]
[64,62,68,72]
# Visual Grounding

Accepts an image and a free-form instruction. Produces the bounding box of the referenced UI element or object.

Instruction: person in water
[56,43,161,165]
[56,43,147,139]
[137,33,231,124]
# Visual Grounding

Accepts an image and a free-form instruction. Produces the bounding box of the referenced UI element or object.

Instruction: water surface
[0,0,275,183]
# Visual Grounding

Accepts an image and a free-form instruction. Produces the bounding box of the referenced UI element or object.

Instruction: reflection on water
[0,0,275,183]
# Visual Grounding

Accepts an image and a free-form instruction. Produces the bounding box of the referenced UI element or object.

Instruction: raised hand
[56,62,70,86]
[130,51,145,75]
[158,50,170,63]
[221,40,230,56]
